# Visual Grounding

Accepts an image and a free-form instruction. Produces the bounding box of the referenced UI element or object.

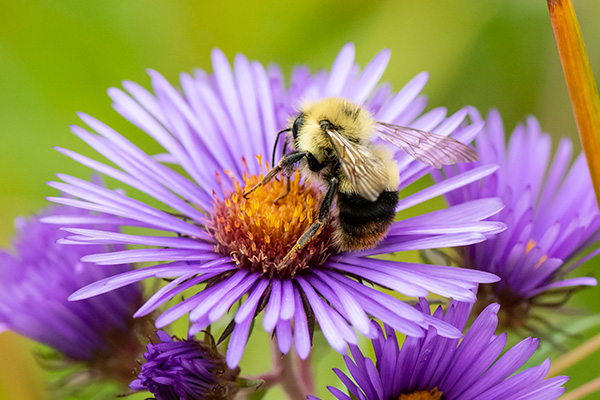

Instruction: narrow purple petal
[325,43,355,97]
[348,49,390,104]
[296,277,354,352]
[293,286,311,360]
[189,270,251,321]
[226,310,255,368]
[69,259,232,300]
[134,274,208,318]
[62,228,212,249]
[375,72,429,122]
[208,273,261,322]
[280,279,296,320]
[364,232,488,255]
[235,278,270,323]
[81,249,217,265]
[276,318,293,353]
[263,279,282,332]
[397,165,499,212]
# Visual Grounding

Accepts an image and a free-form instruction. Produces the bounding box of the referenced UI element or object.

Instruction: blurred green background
[2,0,600,399]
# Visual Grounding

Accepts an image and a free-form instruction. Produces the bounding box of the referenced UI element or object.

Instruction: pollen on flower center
[207,160,335,278]
[398,388,443,400]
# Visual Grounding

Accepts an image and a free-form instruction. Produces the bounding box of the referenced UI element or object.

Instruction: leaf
[236,377,264,389]
[248,387,268,400]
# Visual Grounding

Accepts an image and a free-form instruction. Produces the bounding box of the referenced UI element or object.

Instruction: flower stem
[257,339,310,400]
[298,354,315,394]
[547,0,600,206]
[548,332,600,376]
[560,377,600,400]
[278,351,311,400]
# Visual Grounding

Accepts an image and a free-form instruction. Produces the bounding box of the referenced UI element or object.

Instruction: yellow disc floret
[398,388,443,400]
[208,161,334,278]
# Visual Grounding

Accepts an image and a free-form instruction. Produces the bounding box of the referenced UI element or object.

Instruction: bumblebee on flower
[47,43,504,369]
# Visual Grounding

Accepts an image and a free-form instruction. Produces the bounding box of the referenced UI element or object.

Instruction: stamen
[474,238,555,330]
[525,239,549,269]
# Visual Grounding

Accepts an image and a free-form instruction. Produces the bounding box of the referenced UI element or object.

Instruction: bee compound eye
[292,114,305,140]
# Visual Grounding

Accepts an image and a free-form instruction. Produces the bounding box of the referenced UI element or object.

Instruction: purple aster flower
[0,204,151,385]
[48,43,504,367]
[311,299,568,400]
[433,109,599,331]
[130,330,240,400]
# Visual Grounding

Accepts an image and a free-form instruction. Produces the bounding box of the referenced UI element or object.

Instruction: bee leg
[273,177,291,204]
[243,151,308,198]
[271,128,291,167]
[165,211,205,232]
[277,177,338,269]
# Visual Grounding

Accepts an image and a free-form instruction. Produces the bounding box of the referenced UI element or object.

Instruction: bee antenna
[272,128,291,167]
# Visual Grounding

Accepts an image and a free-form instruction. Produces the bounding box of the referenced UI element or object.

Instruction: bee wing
[325,128,388,202]
[376,122,478,168]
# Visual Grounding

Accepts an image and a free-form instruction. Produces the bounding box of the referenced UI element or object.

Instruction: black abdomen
[335,190,399,251]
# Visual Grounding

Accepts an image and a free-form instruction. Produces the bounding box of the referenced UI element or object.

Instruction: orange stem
[560,376,600,400]
[547,0,600,207]
[548,332,600,376]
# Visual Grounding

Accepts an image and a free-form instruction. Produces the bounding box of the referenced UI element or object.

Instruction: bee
[243,97,478,268]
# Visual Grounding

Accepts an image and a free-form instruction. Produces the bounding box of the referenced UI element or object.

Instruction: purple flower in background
[130,331,240,400]
[48,43,503,367]
[0,205,149,384]
[311,299,567,400]
[434,109,599,331]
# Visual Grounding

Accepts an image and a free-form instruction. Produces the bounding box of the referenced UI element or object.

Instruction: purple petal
[69,258,232,300]
[276,318,293,353]
[61,227,212,249]
[235,278,270,323]
[81,249,217,265]
[280,279,296,320]
[397,165,499,212]
[208,273,261,322]
[226,310,255,368]
[348,48,390,104]
[375,72,429,123]
[296,277,355,352]
[325,43,355,97]
[263,279,282,332]
[293,286,311,360]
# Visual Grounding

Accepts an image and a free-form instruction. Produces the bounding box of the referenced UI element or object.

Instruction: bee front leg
[277,177,338,270]
[243,151,308,198]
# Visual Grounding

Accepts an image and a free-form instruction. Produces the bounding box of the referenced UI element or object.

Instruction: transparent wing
[325,128,388,202]
[376,122,478,168]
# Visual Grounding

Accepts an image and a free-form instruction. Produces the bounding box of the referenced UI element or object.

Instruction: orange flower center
[398,388,443,400]
[207,161,335,279]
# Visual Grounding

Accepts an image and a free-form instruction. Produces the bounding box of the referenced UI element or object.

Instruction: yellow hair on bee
[296,98,376,163]
[301,97,375,140]
[244,94,478,266]
[371,143,400,190]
